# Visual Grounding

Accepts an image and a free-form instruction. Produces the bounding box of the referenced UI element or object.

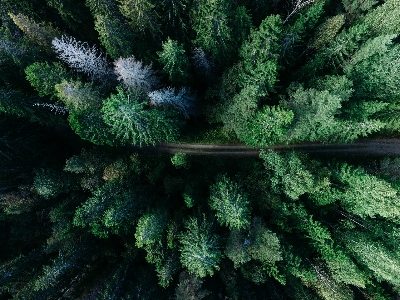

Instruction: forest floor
[129,139,400,157]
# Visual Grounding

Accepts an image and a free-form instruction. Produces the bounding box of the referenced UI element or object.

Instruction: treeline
[2,0,400,299]
[1,0,400,145]
[2,145,400,299]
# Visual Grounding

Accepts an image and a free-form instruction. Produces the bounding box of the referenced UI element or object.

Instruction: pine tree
[73,179,141,237]
[342,0,378,22]
[363,0,400,36]
[94,15,135,60]
[240,105,294,147]
[345,38,400,101]
[102,86,179,146]
[179,214,222,278]
[238,14,282,96]
[341,230,400,286]
[118,0,160,37]
[25,62,71,98]
[55,80,101,112]
[332,163,400,219]
[9,13,62,51]
[85,0,120,17]
[157,38,190,85]
[260,150,315,200]
[309,14,345,50]
[175,270,210,300]
[209,175,251,230]
[192,0,233,63]
[135,210,168,248]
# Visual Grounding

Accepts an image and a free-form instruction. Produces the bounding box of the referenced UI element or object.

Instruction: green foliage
[192,0,233,62]
[209,175,250,230]
[118,0,159,36]
[171,152,188,168]
[342,0,378,22]
[260,150,315,199]
[179,214,222,277]
[73,179,141,237]
[55,80,101,111]
[102,86,179,146]
[9,13,61,51]
[157,38,190,85]
[345,38,400,101]
[135,210,167,248]
[309,15,345,50]
[94,14,135,59]
[342,230,400,285]
[25,62,71,98]
[363,0,400,36]
[175,270,210,300]
[240,105,294,147]
[332,163,400,218]
[238,14,282,96]
[33,168,72,199]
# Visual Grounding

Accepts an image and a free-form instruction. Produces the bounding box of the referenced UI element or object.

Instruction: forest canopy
[2,0,400,299]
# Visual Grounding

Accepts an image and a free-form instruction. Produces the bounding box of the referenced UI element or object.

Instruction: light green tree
[135,210,167,248]
[209,175,251,230]
[25,62,72,98]
[179,214,222,278]
[192,0,233,62]
[238,14,282,96]
[157,38,190,85]
[101,86,179,146]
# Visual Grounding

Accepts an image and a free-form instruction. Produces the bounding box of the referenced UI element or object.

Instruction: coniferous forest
[2,0,400,299]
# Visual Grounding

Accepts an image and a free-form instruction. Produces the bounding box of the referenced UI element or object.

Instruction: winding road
[130,139,400,157]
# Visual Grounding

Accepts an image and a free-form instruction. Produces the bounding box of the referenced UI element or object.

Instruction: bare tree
[148,87,195,118]
[113,56,158,92]
[52,35,112,81]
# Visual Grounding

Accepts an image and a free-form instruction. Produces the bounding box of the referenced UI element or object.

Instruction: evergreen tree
[102,86,179,146]
[9,13,62,51]
[118,0,160,37]
[148,87,195,118]
[94,15,135,60]
[175,270,210,300]
[157,38,190,85]
[179,214,222,278]
[135,210,168,248]
[363,0,400,36]
[238,14,282,96]
[209,175,251,230]
[332,163,400,219]
[25,62,72,98]
[192,0,233,63]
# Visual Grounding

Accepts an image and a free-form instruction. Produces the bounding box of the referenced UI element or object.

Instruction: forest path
[130,139,400,157]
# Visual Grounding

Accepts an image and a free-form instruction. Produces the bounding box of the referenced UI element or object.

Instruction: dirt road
[130,139,400,157]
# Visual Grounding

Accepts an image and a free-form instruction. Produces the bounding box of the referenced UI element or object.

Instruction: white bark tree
[113,56,158,92]
[148,87,195,118]
[52,35,112,81]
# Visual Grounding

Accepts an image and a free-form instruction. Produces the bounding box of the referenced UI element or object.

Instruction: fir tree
[179,214,222,278]
[209,175,251,230]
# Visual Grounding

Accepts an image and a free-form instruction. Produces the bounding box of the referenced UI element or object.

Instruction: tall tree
[209,175,251,230]
[179,214,222,278]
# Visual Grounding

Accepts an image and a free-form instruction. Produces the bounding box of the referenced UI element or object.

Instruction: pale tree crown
[52,35,111,81]
[113,56,159,92]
